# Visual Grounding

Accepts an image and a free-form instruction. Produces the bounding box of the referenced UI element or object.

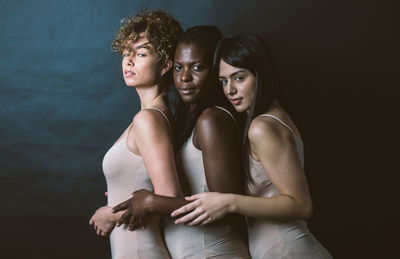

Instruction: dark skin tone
[113,42,243,230]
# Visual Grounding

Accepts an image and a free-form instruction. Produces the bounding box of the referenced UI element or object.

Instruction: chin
[180,95,196,104]
[235,105,249,113]
[124,79,136,87]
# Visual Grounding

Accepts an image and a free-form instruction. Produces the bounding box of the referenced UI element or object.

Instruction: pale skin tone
[89,34,180,236]
[171,60,313,225]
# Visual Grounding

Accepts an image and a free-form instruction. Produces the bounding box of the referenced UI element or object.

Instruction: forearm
[230,194,312,221]
[148,194,189,217]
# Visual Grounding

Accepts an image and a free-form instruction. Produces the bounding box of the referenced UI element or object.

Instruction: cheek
[173,71,180,85]
[195,72,211,90]
[222,85,229,96]
[243,83,256,98]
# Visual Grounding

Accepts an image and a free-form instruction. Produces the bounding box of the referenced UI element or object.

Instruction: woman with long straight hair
[171,35,332,259]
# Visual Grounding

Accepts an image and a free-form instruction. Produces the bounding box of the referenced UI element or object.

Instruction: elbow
[300,201,313,220]
[284,195,313,221]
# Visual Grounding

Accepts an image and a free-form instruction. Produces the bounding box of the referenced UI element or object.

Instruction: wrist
[227,193,237,213]
[112,209,123,222]
[144,193,157,214]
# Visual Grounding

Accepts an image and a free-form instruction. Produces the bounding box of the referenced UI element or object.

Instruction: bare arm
[173,108,244,226]
[228,117,313,220]
[197,108,243,194]
[133,109,181,197]
[173,116,312,223]
[113,110,188,228]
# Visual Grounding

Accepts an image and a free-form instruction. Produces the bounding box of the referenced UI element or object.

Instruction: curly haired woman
[89,10,183,258]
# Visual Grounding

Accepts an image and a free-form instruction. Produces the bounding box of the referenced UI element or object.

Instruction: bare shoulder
[132,109,169,134]
[197,107,236,131]
[248,116,294,147]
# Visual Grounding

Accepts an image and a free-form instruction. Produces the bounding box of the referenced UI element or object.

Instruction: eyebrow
[219,70,246,78]
[174,60,205,64]
[134,42,152,50]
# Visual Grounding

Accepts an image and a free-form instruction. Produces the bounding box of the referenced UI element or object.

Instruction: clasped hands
[89,189,152,237]
[90,190,232,236]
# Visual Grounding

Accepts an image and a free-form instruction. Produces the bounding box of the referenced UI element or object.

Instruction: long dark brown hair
[214,34,285,175]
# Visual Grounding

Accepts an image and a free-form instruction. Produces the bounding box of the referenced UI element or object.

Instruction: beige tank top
[164,106,250,259]
[103,108,171,259]
[245,114,332,259]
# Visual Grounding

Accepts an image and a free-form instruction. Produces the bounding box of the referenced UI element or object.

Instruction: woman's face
[218,60,256,113]
[122,33,162,88]
[173,42,211,106]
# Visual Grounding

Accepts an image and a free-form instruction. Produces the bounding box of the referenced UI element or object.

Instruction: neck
[189,103,197,111]
[135,84,162,109]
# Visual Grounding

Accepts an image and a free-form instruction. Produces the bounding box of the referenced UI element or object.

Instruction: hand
[112,189,155,230]
[89,205,122,237]
[171,192,232,226]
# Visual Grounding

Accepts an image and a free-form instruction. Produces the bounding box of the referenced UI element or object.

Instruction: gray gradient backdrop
[1,0,398,258]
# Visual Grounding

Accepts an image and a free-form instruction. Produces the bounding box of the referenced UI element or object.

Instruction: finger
[89,218,93,225]
[112,199,130,213]
[171,201,199,217]
[96,228,102,235]
[117,210,131,226]
[104,192,108,197]
[128,215,136,230]
[174,208,203,224]
[101,231,107,237]
[200,217,213,226]
[187,212,209,226]
[137,219,144,229]
[94,224,98,231]
[184,193,201,201]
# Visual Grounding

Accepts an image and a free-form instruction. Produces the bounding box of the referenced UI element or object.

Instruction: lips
[179,86,196,95]
[124,70,136,77]
[230,97,243,105]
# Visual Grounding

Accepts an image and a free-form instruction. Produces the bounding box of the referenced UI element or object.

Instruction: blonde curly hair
[112,10,182,64]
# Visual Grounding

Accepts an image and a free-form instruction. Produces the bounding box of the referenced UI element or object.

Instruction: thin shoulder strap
[147,107,172,129]
[259,114,296,136]
[214,106,237,126]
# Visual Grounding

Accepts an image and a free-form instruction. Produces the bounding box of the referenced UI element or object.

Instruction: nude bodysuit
[103,108,171,259]
[164,107,250,259]
[246,114,332,259]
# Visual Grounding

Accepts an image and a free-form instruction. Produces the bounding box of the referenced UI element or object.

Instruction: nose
[180,68,192,82]
[126,54,134,67]
[226,80,236,95]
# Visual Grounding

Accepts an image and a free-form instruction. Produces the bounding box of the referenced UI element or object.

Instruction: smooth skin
[171,60,313,225]
[112,42,243,230]
[89,34,181,236]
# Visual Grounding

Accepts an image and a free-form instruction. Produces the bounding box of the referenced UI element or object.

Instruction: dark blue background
[1,0,398,258]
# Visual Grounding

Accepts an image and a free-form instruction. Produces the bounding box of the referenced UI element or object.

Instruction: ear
[160,59,173,76]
